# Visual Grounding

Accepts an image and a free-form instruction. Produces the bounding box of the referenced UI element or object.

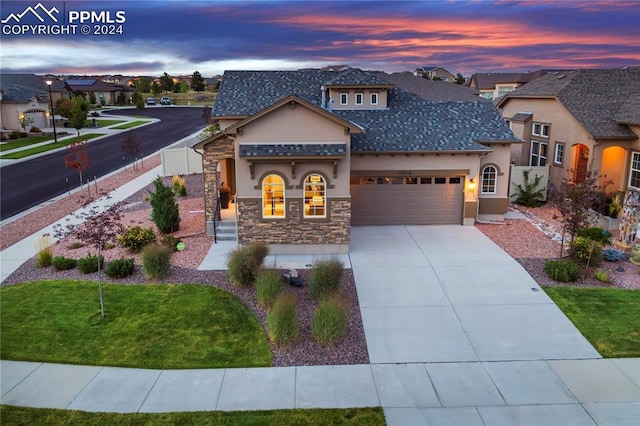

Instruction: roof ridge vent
[557,74,565,79]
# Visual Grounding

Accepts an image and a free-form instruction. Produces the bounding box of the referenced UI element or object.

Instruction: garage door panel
[351,175,463,225]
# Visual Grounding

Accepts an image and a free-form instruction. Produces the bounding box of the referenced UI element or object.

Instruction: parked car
[160,96,171,105]
[146,97,156,105]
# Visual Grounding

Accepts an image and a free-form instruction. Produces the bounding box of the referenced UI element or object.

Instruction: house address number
[398,171,412,176]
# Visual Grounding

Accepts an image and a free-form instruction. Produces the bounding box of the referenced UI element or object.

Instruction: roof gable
[0,73,58,102]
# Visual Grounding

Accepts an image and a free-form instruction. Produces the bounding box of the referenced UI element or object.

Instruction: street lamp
[45,80,58,144]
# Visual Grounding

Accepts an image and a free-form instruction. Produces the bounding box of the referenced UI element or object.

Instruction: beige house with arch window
[498,67,640,195]
[194,67,520,254]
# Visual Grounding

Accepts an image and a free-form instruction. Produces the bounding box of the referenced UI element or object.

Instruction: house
[498,67,640,196]
[468,71,547,100]
[375,72,484,102]
[193,67,520,254]
[0,74,67,131]
[413,66,456,82]
[65,78,134,106]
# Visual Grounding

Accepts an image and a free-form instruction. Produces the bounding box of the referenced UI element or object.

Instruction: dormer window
[355,93,363,105]
[371,93,378,105]
[340,93,348,105]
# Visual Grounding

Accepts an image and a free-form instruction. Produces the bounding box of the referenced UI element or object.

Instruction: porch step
[216,221,237,241]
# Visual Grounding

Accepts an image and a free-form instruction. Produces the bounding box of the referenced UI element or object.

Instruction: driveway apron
[349,225,601,364]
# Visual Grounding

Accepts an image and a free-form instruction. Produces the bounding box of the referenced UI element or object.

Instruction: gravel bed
[477,204,640,289]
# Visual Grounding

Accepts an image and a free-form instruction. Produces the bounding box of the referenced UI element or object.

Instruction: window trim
[303,173,327,219]
[530,140,548,166]
[554,142,565,166]
[630,151,640,190]
[355,93,363,105]
[481,165,497,194]
[370,92,378,105]
[262,173,286,219]
[339,92,348,105]
[532,122,550,138]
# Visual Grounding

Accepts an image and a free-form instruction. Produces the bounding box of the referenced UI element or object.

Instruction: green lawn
[111,120,150,129]
[86,119,125,127]
[0,135,52,152]
[543,286,640,357]
[0,134,104,159]
[0,280,271,369]
[0,406,385,425]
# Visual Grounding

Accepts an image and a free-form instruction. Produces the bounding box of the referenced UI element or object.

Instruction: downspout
[192,146,207,232]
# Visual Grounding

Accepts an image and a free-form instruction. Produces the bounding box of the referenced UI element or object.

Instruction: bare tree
[552,167,612,257]
[54,195,126,319]
[65,142,91,194]
[120,131,143,170]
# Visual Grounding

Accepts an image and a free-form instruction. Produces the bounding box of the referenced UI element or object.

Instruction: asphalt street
[0,107,207,221]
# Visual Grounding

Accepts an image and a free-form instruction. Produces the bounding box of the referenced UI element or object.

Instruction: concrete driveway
[349,225,601,364]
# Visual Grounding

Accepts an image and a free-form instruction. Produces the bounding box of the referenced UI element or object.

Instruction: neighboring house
[375,72,485,102]
[0,74,66,131]
[498,67,640,196]
[413,66,456,82]
[66,78,134,105]
[468,70,547,100]
[193,67,520,254]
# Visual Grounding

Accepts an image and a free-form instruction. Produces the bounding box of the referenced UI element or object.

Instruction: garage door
[350,175,464,225]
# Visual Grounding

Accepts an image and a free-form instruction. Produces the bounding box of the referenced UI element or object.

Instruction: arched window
[481,166,497,194]
[262,174,285,218]
[304,174,326,218]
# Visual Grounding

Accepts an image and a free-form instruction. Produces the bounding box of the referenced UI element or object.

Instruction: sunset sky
[1,0,639,77]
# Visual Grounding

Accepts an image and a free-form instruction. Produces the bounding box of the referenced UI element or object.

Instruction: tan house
[194,67,520,254]
[0,74,66,131]
[498,67,640,196]
[413,66,456,82]
[469,71,547,101]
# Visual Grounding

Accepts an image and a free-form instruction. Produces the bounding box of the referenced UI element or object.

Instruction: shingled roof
[213,68,518,153]
[500,67,640,139]
[0,74,63,102]
[374,72,485,102]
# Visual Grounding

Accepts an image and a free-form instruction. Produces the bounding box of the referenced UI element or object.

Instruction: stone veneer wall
[236,198,351,245]
[203,139,235,222]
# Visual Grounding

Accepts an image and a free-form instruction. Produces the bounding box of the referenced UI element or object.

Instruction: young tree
[54,196,126,319]
[120,131,143,169]
[179,80,189,93]
[191,70,206,93]
[56,98,73,118]
[89,91,97,105]
[552,167,612,256]
[151,81,162,96]
[68,95,91,140]
[160,72,174,93]
[149,176,181,234]
[455,73,466,85]
[18,114,34,132]
[135,77,151,93]
[173,82,181,93]
[65,142,91,192]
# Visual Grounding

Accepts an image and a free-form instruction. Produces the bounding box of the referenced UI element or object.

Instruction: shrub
[67,242,84,249]
[602,247,624,262]
[8,131,20,139]
[267,294,299,346]
[29,126,41,133]
[576,227,611,245]
[308,258,344,300]
[571,236,603,267]
[256,269,284,308]
[52,256,77,271]
[105,257,135,278]
[312,298,348,345]
[35,234,53,267]
[117,226,156,253]
[512,169,545,207]
[171,174,187,197]
[149,176,181,234]
[544,259,581,282]
[77,254,104,274]
[594,269,611,283]
[141,244,172,279]
[161,234,182,252]
[227,243,269,286]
